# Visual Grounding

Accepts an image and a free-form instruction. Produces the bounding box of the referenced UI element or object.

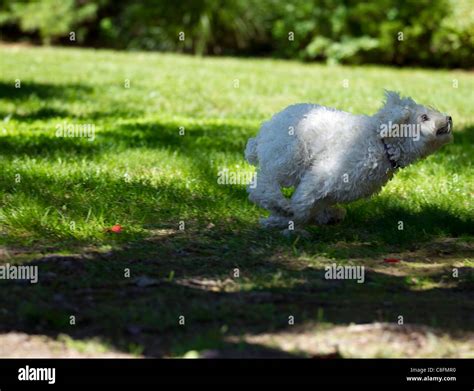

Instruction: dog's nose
[446,116,453,133]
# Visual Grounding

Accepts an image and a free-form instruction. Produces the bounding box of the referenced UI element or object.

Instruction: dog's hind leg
[248,169,292,216]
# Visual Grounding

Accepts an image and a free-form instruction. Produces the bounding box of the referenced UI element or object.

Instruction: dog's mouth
[436,121,452,136]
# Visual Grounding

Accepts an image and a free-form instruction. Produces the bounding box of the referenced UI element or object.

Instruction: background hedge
[0,0,472,68]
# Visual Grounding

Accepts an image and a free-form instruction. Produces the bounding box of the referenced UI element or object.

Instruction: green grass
[0,45,473,358]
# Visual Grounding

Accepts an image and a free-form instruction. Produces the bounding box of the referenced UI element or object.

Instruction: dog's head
[377,90,453,166]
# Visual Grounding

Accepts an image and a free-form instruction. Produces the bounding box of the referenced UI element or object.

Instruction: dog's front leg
[290,170,329,228]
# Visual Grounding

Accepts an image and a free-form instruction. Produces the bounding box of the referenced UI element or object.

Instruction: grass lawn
[0,45,473,357]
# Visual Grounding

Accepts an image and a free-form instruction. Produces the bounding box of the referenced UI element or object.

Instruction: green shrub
[432,0,474,68]
[0,0,472,68]
[0,0,97,44]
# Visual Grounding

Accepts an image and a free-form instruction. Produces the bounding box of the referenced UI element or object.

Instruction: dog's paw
[268,200,292,217]
[260,215,292,229]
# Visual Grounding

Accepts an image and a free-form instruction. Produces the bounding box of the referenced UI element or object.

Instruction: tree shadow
[0,133,99,157]
[0,224,472,357]
[0,107,72,121]
[453,124,474,144]
[0,81,93,102]
[0,120,250,158]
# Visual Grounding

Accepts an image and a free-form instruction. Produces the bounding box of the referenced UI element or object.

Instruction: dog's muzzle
[437,116,452,135]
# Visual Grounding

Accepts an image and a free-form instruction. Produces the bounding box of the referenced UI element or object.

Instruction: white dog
[245,91,453,228]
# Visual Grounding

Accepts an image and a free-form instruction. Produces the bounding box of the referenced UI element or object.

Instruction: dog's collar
[381,138,400,170]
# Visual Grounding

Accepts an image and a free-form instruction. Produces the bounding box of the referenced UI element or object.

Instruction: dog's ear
[384,90,402,106]
[390,105,411,125]
[378,90,411,125]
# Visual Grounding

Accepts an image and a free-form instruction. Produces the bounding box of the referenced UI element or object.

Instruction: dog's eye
[421,114,429,122]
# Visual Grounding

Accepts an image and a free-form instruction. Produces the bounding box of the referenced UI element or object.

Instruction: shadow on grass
[0,119,253,158]
[0,223,472,357]
[0,81,93,102]
[0,107,73,121]
[0,108,143,123]
[0,81,141,122]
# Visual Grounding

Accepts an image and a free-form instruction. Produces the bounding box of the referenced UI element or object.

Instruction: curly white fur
[245,91,453,229]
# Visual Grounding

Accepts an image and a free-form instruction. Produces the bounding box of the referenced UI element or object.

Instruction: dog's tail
[244,137,259,165]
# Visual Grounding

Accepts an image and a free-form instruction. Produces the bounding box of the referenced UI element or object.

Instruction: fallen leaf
[108,224,122,233]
